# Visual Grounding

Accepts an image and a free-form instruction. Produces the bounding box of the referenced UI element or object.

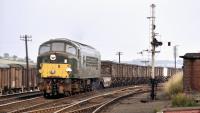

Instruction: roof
[41,38,95,50]
[0,58,36,68]
[180,53,200,59]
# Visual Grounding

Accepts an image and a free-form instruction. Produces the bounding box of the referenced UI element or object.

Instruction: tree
[13,55,17,60]
[4,53,9,58]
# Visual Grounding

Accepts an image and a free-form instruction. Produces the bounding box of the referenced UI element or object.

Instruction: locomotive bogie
[41,78,101,97]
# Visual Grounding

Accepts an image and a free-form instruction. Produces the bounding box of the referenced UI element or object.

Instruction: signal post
[147,4,162,100]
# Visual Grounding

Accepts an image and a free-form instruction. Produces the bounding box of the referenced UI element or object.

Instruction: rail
[54,86,147,113]
[0,91,42,105]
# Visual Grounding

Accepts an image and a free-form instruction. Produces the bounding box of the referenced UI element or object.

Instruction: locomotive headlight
[64,59,67,63]
[66,67,72,72]
[50,54,56,60]
[50,70,56,74]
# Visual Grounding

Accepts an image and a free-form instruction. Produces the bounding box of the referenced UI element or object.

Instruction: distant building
[0,58,35,66]
[0,53,35,66]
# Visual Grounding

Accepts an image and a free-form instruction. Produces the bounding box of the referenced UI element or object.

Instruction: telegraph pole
[20,35,32,90]
[147,4,162,100]
[116,52,123,63]
[138,50,150,66]
[174,45,178,72]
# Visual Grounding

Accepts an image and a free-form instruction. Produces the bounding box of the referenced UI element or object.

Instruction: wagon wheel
[64,91,71,97]
[92,81,99,91]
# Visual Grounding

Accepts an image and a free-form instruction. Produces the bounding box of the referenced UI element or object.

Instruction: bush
[153,107,161,113]
[172,93,196,107]
[164,72,197,107]
[164,72,183,97]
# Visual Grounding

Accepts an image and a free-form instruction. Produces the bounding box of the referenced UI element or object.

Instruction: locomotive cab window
[66,45,77,55]
[52,42,65,51]
[39,44,50,54]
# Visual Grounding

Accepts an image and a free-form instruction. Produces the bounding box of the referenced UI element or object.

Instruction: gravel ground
[100,91,170,113]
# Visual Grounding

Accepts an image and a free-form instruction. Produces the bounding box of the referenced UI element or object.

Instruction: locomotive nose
[39,63,71,78]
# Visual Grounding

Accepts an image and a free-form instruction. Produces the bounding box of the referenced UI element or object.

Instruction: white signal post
[147,4,162,100]
[150,4,156,100]
[150,4,156,80]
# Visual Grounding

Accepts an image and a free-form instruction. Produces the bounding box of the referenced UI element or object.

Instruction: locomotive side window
[52,42,65,51]
[66,45,76,55]
[39,44,50,54]
[86,56,98,68]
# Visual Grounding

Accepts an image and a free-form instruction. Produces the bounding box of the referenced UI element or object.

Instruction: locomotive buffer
[147,4,162,100]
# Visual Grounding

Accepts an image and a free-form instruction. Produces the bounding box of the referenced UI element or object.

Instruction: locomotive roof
[41,38,95,50]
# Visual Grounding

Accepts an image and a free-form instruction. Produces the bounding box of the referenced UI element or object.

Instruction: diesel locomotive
[37,38,101,97]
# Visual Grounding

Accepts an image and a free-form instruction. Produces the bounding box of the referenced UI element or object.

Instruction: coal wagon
[101,61,166,87]
[0,63,39,94]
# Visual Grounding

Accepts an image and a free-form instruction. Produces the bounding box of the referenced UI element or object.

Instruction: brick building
[180,53,200,93]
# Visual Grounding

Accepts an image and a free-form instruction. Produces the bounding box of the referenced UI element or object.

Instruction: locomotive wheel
[99,82,104,89]
[43,91,50,98]
[64,91,71,97]
[91,81,100,91]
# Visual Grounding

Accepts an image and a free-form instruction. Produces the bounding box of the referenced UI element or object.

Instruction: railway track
[23,85,149,113]
[0,91,42,105]
[0,90,41,99]
[8,92,96,113]
[0,96,51,113]
[7,87,126,113]
[0,85,152,113]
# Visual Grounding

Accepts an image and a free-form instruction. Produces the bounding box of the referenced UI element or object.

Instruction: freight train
[0,62,180,95]
[0,63,39,94]
[37,38,182,98]
[101,61,182,87]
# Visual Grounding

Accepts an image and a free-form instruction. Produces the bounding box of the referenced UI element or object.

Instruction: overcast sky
[0,0,200,62]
